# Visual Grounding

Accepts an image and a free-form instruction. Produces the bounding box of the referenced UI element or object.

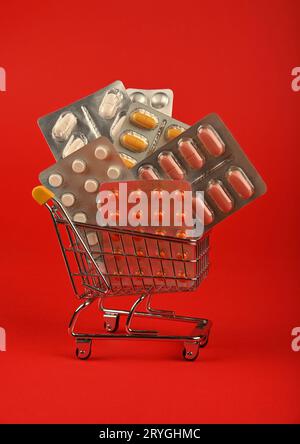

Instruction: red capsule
[158,152,184,179]
[192,196,214,225]
[197,125,225,157]
[138,165,159,180]
[178,140,204,169]
[226,168,254,199]
[206,180,233,213]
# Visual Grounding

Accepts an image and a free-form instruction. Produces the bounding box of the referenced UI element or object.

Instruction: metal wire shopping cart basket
[32,185,212,361]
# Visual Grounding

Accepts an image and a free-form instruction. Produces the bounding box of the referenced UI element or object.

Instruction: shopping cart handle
[32,185,55,205]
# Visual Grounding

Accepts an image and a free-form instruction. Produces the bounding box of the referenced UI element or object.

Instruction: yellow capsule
[165,125,186,141]
[119,153,137,168]
[130,109,158,130]
[120,131,148,152]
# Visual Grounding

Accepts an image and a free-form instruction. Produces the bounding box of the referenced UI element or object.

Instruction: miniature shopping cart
[32,186,212,361]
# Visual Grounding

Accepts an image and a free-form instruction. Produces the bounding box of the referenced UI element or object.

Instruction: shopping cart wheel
[104,313,120,333]
[199,332,210,348]
[182,342,200,361]
[75,339,92,360]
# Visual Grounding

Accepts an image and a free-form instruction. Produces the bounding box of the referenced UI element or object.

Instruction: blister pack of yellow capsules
[112,102,189,169]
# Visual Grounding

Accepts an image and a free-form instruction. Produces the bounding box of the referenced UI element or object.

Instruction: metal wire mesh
[52,204,209,298]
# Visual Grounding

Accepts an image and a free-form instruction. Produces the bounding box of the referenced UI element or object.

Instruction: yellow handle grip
[32,185,55,205]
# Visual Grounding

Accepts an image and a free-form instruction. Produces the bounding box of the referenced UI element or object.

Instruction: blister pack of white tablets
[126,89,174,116]
[39,137,134,225]
[112,102,189,168]
[38,80,131,160]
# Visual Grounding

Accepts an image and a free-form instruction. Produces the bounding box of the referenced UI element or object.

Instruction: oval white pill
[94,145,109,160]
[110,115,126,139]
[87,232,98,246]
[72,159,86,173]
[48,173,63,188]
[73,212,87,223]
[107,166,121,179]
[52,112,77,141]
[62,137,86,158]
[61,193,75,207]
[84,179,98,193]
[98,90,123,119]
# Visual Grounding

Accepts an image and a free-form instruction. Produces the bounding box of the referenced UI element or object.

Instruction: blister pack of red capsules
[96,180,203,290]
[132,113,267,233]
[97,179,194,236]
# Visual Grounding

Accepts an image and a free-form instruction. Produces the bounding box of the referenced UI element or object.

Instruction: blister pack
[39,137,133,225]
[97,180,200,290]
[132,113,267,233]
[126,88,174,116]
[112,102,189,168]
[38,80,131,160]
[97,179,193,237]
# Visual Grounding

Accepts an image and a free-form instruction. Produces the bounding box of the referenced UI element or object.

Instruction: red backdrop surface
[0,0,299,424]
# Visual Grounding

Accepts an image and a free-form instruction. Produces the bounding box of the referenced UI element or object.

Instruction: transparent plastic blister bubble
[132,113,267,234]
[127,88,174,116]
[111,102,189,167]
[39,137,134,225]
[38,80,131,160]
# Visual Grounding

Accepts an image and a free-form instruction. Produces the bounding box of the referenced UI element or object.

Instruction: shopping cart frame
[33,186,212,361]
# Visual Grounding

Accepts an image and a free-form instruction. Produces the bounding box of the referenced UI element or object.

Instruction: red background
[0,0,299,424]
